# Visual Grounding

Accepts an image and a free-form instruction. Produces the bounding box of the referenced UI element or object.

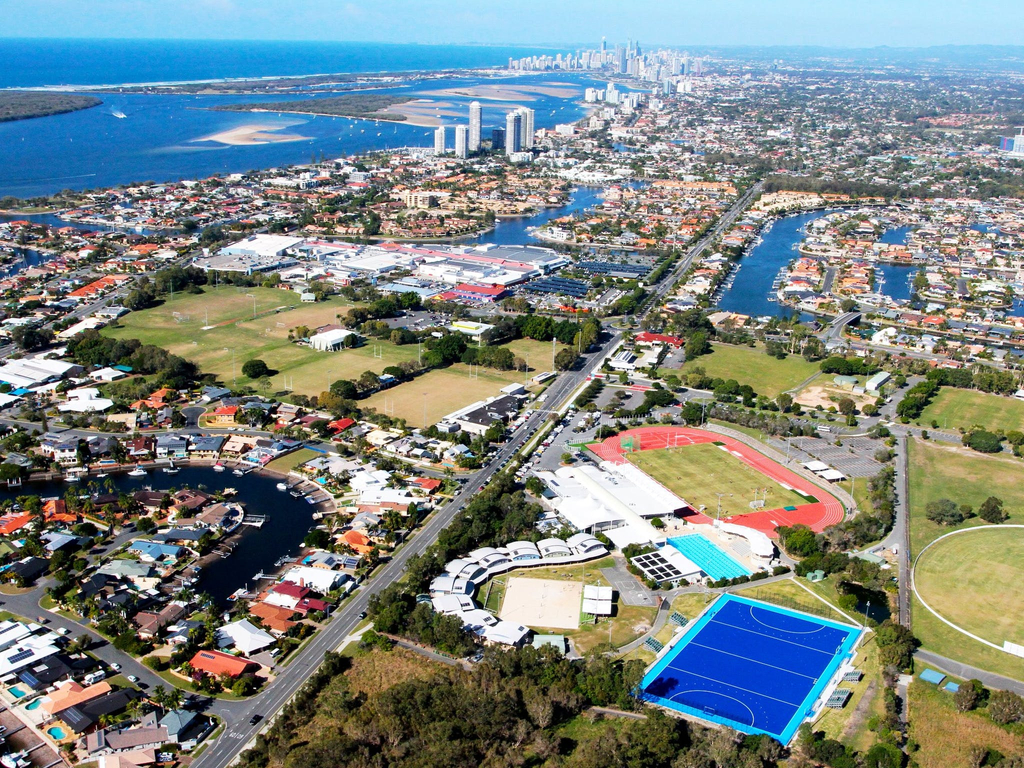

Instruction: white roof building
[429,575,474,597]
[537,539,572,558]
[216,619,276,656]
[582,585,613,616]
[431,594,476,614]
[308,328,359,352]
[537,464,672,549]
[0,357,80,390]
[506,541,541,561]
[350,469,391,492]
[58,388,114,413]
[280,565,349,594]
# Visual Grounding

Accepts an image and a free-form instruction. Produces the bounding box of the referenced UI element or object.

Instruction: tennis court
[638,594,860,743]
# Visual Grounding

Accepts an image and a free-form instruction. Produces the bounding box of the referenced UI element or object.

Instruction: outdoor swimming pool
[46,726,67,739]
[25,698,42,710]
[8,686,26,698]
[667,534,750,581]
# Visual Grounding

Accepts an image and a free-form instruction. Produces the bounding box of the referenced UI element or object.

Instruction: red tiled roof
[189,649,257,678]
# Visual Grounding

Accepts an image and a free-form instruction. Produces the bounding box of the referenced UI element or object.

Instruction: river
[0,466,316,606]
[0,70,604,199]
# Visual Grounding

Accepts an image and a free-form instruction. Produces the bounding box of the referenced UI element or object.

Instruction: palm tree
[150,685,169,711]
[165,686,184,712]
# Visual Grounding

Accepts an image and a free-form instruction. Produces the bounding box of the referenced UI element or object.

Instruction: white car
[127,675,138,684]
[111,663,121,671]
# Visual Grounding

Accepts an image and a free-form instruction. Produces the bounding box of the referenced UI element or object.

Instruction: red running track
[588,426,845,537]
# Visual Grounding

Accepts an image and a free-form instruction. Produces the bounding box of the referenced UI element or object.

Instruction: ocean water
[0,39,551,89]
[0,40,600,198]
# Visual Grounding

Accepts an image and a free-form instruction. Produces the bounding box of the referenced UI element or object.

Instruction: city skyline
[1,0,1023,47]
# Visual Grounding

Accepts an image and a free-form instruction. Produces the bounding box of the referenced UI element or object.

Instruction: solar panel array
[578,261,651,277]
[526,277,589,298]
[632,551,686,582]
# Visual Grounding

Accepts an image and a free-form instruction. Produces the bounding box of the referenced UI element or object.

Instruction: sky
[0,0,1021,48]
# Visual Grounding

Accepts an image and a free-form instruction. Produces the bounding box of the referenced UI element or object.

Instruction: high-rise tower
[505,111,522,155]
[468,101,482,152]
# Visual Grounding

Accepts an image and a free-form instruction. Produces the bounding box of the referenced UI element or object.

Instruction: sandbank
[194,123,311,146]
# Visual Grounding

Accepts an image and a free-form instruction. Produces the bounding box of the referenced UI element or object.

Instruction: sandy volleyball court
[500,577,582,630]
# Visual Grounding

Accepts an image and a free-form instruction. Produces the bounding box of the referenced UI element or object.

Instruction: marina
[0,463,330,606]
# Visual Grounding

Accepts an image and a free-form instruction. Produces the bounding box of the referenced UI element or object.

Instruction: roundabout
[912,525,1024,654]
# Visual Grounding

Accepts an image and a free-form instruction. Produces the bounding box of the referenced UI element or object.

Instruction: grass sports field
[907,439,1024,556]
[915,527,1024,647]
[105,289,556,416]
[626,443,809,517]
[665,343,820,398]
[908,438,1024,680]
[918,387,1024,432]
[362,364,529,428]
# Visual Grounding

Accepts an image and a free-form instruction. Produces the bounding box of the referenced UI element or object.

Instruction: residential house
[60,688,142,734]
[188,435,225,459]
[128,541,183,563]
[84,725,169,757]
[155,434,189,459]
[133,602,187,639]
[188,649,258,679]
[215,619,276,656]
[209,406,239,426]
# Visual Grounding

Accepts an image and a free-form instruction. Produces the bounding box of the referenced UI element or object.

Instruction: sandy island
[194,123,311,146]
[379,99,468,127]
[422,83,583,102]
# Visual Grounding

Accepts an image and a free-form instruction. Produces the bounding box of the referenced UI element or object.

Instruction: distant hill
[0,92,102,123]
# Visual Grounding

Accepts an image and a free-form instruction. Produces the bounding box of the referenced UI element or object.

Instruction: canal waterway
[470,186,605,246]
[716,211,822,320]
[0,466,316,606]
[715,214,927,319]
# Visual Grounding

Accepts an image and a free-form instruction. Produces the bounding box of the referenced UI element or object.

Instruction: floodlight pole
[715,492,731,521]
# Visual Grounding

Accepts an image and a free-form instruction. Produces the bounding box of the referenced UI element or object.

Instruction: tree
[11,326,52,352]
[776,393,793,413]
[837,397,856,416]
[966,430,1003,454]
[241,359,270,378]
[978,496,1007,524]
[330,379,358,400]
[685,331,710,359]
[554,348,578,371]
[925,498,964,526]
[304,528,330,549]
[988,689,1024,724]
[954,679,985,711]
